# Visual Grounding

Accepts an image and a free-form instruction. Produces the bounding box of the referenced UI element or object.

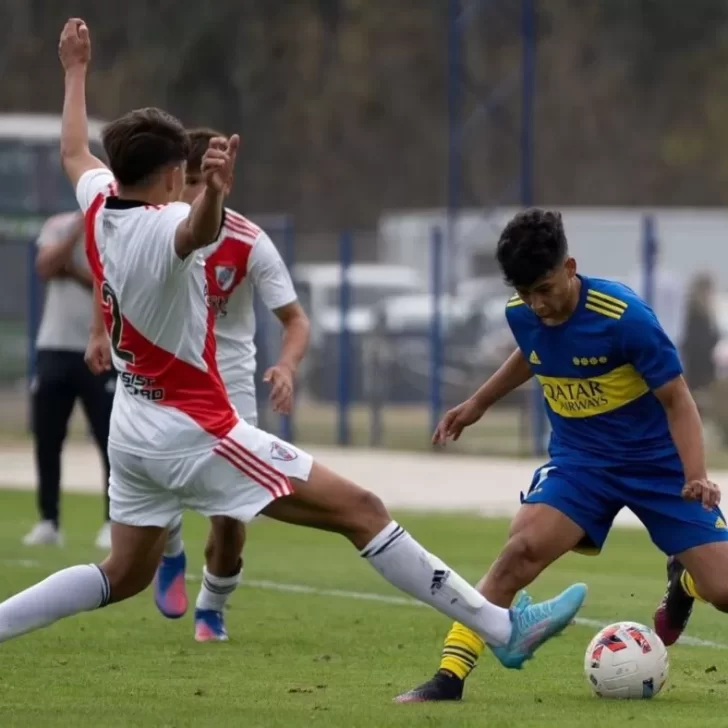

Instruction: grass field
[1,490,728,727]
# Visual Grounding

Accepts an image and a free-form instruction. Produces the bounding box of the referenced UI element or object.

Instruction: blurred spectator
[681,273,719,402]
[24,211,114,550]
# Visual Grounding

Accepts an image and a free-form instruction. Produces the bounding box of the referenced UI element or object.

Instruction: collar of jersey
[105,197,147,209]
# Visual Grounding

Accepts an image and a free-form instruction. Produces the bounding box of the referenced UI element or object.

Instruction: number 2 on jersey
[101,281,135,364]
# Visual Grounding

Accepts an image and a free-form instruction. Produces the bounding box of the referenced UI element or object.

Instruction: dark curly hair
[496,209,568,289]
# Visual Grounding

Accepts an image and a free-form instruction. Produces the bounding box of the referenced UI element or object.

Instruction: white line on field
[4,558,725,650]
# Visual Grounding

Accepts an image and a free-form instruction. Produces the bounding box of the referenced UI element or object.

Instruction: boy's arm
[622,305,719,508]
[59,19,107,191]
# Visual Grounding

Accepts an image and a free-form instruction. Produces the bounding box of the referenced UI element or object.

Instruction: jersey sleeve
[619,301,683,390]
[144,202,199,281]
[75,168,116,212]
[247,232,297,310]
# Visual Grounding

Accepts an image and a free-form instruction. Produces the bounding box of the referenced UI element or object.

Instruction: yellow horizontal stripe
[536,363,648,418]
[506,299,525,308]
[585,303,622,320]
[587,289,628,309]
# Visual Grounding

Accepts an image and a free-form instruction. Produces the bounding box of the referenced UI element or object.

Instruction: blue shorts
[522,460,728,556]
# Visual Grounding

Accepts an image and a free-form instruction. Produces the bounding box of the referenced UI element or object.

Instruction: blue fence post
[642,214,657,309]
[337,230,352,446]
[280,216,295,443]
[447,0,462,295]
[520,0,545,457]
[27,239,40,432]
[430,226,444,437]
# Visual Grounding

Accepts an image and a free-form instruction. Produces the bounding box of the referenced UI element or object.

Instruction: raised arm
[174,135,240,259]
[58,19,106,190]
[622,304,719,509]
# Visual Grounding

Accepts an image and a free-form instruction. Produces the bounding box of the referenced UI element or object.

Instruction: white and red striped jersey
[77,167,237,458]
[203,209,297,421]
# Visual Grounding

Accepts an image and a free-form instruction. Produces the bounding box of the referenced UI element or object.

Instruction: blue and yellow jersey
[506,275,683,467]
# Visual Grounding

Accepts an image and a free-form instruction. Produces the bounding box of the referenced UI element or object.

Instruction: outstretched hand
[201,135,240,194]
[59,18,91,71]
[432,397,487,446]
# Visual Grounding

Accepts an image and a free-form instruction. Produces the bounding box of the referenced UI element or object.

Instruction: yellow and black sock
[680,570,707,603]
[439,622,485,681]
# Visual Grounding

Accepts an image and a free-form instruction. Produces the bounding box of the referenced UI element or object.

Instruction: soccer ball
[584,621,669,699]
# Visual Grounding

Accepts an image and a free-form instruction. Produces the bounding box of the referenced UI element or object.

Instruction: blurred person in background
[25,209,114,550]
[681,273,719,409]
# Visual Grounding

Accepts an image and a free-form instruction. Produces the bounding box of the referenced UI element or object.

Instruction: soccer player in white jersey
[0,20,587,668]
[153,128,311,641]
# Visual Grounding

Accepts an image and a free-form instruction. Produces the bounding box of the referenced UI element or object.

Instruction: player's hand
[59,18,91,71]
[432,397,487,446]
[682,478,721,510]
[264,364,294,414]
[85,332,111,374]
[201,135,240,194]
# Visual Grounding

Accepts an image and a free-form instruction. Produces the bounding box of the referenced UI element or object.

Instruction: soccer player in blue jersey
[395,208,728,703]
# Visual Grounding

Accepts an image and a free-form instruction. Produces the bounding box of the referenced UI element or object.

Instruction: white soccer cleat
[94,522,112,550]
[22,521,63,546]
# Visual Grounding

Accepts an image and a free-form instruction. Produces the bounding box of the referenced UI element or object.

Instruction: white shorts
[108,419,313,527]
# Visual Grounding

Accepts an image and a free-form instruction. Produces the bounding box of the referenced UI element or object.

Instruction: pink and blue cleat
[153,551,188,619]
[194,609,229,642]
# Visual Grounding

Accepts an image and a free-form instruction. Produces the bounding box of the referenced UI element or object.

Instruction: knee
[100,557,154,604]
[338,487,391,544]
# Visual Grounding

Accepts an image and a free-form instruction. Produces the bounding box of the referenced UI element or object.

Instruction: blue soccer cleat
[194,609,229,642]
[153,551,188,619]
[491,583,587,669]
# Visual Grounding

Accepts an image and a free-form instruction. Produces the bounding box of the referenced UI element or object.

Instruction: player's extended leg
[261,462,587,669]
[395,462,618,703]
[194,517,246,642]
[394,502,586,702]
[0,522,165,643]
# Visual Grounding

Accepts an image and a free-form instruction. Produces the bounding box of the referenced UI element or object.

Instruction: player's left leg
[154,411,257,627]
[653,539,728,646]
[624,469,728,645]
[193,516,246,642]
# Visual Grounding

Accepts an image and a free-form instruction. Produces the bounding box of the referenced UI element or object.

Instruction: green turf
[1,489,728,727]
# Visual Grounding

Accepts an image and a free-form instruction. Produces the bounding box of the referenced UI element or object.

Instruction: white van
[292,263,425,346]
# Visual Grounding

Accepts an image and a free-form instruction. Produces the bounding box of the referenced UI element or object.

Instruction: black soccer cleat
[393,670,464,703]
[653,556,694,647]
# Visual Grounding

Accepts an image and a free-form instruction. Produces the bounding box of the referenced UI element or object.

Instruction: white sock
[361,522,512,646]
[164,515,184,557]
[0,564,110,643]
[195,565,242,612]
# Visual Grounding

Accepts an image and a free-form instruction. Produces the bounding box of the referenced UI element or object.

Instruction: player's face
[180,171,205,205]
[517,257,577,321]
